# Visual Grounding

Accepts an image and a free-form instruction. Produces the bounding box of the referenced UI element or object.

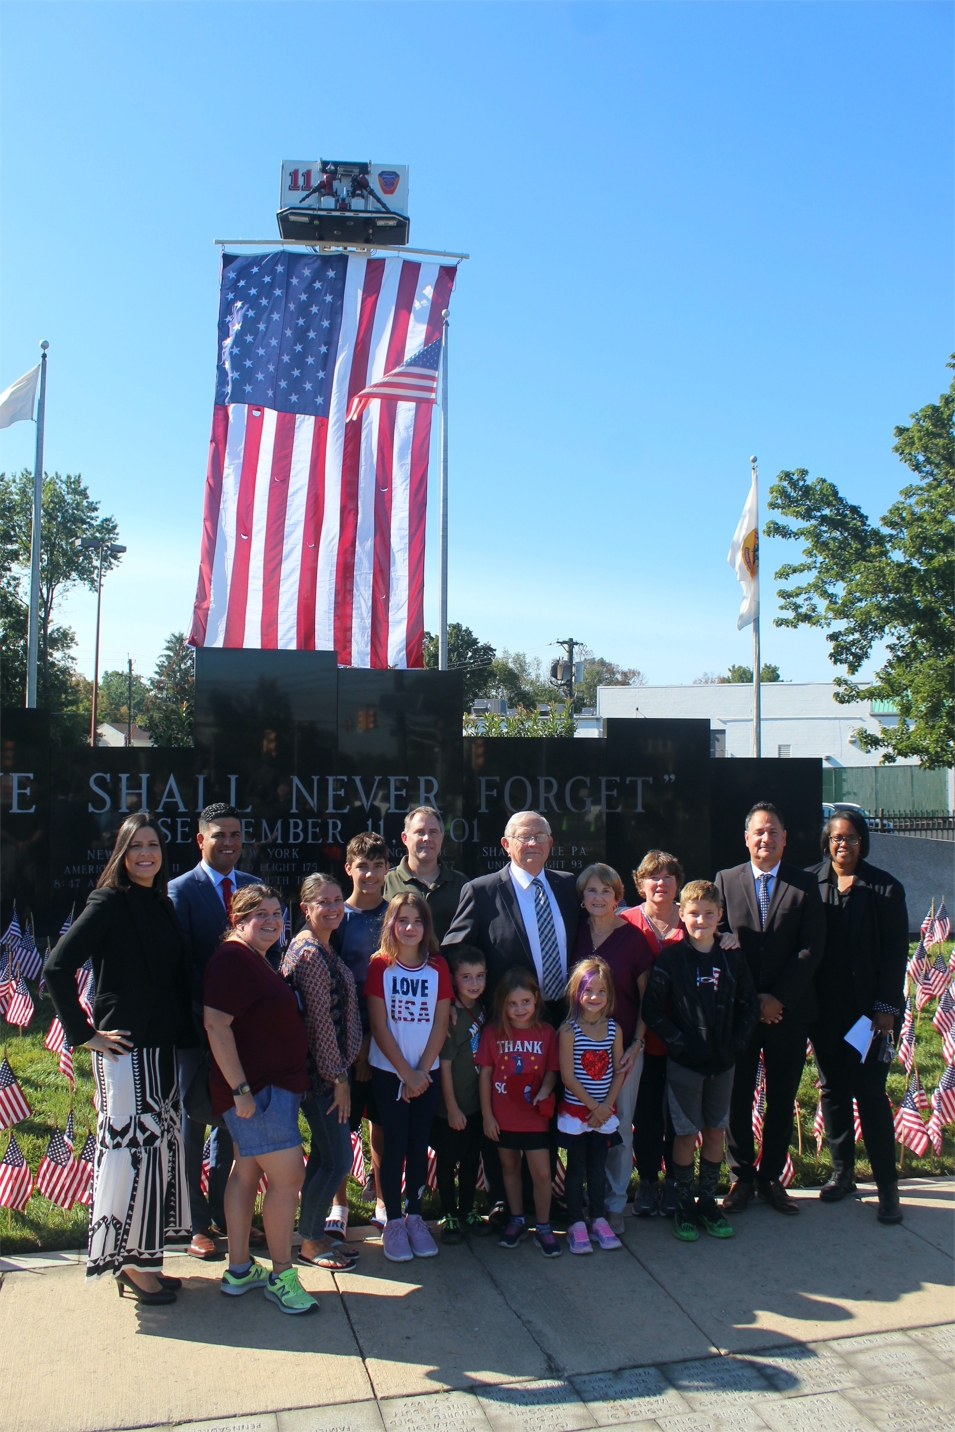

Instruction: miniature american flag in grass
[853,1099,863,1143]
[44,1016,74,1085]
[0,1131,34,1211]
[934,899,951,946]
[751,1054,766,1150]
[813,1090,825,1153]
[36,1127,87,1210]
[0,954,13,1018]
[0,1055,31,1127]
[73,1132,95,1205]
[1,908,23,956]
[76,961,94,1022]
[925,953,950,1003]
[350,1131,365,1185]
[931,1063,955,1126]
[5,970,34,1028]
[780,1152,795,1187]
[894,1075,930,1157]
[907,940,928,988]
[17,920,42,982]
[200,1136,211,1197]
[64,1109,76,1151]
[898,999,916,1073]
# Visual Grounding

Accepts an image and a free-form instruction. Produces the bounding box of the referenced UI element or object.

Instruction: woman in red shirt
[622,851,686,1217]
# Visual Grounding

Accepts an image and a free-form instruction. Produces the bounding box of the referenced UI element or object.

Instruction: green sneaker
[464,1209,492,1237]
[697,1197,734,1239]
[264,1266,318,1315]
[672,1198,700,1242]
[440,1216,463,1244]
[220,1260,271,1296]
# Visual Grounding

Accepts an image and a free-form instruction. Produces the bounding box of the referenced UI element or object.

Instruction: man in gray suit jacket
[715,802,825,1216]
[168,803,262,1259]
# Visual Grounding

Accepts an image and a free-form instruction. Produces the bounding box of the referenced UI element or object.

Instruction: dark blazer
[442,865,580,1011]
[167,863,260,994]
[806,858,909,1020]
[715,860,826,1024]
[43,885,194,1051]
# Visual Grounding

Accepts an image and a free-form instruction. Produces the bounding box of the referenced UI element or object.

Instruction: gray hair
[403,805,445,834]
[504,810,552,839]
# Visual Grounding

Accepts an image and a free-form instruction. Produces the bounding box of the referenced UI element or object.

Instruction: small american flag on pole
[5,971,34,1029]
[898,999,916,1072]
[64,1109,76,1151]
[76,961,94,1022]
[0,1055,31,1127]
[0,955,12,1019]
[346,336,442,422]
[894,1075,930,1157]
[36,1127,87,1210]
[18,919,41,982]
[74,1131,96,1205]
[931,1062,955,1126]
[0,1131,34,1211]
[934,898,951,946]
[44,1016,74,1085]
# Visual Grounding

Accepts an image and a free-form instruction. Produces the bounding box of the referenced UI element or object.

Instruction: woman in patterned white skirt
[44,812,197,1305]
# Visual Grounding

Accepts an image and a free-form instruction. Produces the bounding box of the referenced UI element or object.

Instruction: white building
[594,682,914,767]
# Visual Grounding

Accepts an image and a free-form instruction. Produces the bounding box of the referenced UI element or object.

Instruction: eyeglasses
[309,898,344,908]
[511,833,549,846]
[830,834,861,847]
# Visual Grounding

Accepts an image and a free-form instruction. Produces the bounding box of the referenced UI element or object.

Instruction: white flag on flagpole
[728,469,759,629]
[0,365,40,430]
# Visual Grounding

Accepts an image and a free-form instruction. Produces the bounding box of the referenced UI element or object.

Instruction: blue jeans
[178,1046,231,1234]
[299,1091,354,1240]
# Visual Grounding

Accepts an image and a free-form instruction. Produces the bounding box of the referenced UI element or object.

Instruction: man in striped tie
[443,811,581,1223]
[715,803,825,1216]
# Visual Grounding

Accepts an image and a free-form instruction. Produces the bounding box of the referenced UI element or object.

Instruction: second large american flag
[189,250,457,667]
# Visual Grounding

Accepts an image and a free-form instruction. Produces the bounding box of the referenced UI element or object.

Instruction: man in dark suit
[168,802,262,1259]
[443,810,580,1222]
[442,809,580,1023]
[715,801,825,1215]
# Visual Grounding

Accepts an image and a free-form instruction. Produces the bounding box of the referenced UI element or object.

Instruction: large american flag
[189,250,457,668]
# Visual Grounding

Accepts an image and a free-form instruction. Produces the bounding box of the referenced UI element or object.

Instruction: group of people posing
[44,795,909,1316]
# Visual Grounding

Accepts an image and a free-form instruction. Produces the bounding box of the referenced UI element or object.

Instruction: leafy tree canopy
[422,623,496,708]
[141,634,194,747]
[574,650,646,712]
[694,664,781,684]
[765,359,954,768]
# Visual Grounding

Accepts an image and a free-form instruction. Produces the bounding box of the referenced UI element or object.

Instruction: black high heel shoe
[156,1274,182,1290]
[116,1270,177,1304]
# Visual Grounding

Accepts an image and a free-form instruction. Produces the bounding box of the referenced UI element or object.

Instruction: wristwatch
[335,1073,349,1085]
[231,1082,251,1097]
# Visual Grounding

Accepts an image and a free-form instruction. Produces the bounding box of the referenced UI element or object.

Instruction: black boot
[876,1182,903,1224]
[819,1170,857,1202]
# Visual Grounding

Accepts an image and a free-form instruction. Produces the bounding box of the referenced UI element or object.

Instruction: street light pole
[79,537,127,748]
[25,341,49,709]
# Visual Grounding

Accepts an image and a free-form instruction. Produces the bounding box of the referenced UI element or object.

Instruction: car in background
[822,801,894,832]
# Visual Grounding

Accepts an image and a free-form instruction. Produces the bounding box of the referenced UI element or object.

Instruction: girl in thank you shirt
[366,893,452,1264]
[477,967,562,1258]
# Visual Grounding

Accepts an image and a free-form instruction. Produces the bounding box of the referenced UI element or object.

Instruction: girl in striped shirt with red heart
[558,957,626,1255]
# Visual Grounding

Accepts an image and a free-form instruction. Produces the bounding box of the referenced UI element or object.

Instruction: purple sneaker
[405,1213,439,1257]
[498,1217,528,1249]
[590,1216,622,1250]
[382,1218,413,1263]
[533,1227,562,1258]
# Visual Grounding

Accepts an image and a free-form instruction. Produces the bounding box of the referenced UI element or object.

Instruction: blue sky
[1,1,951,687]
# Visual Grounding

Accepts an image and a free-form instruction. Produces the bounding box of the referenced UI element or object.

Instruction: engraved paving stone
[277,1402,386,1432]
[837,1340,950,1387]
[907,1324,955,1367]
[174,1418,280,1432]
[662,1358,776,1412]
[572,1365,689,1424]
[751,1391,879,1432]
[380,1391,492,1432]
[742,1345,863,1398]
[657,1407,772,1432]
[842,1375,955,1429]
[475,1379,597,1432]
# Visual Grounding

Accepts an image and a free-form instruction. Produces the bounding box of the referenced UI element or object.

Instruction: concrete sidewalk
[0,1178,952,1432]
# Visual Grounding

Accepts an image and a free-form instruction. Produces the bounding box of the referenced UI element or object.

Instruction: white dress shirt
[750,860,781,906]
[508,863,568,989]
[201,861,236,908]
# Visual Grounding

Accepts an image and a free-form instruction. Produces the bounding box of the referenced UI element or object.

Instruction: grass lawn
[2,942,952,1257]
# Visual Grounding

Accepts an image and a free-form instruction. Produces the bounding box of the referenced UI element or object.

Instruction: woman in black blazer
[807,809,909,1225]
[45,811,196,1303]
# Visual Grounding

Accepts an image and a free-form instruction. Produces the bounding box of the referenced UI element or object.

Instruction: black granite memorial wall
[1,650,821,936]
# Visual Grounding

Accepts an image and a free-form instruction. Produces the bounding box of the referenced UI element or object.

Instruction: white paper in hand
[844,1015,875,1062]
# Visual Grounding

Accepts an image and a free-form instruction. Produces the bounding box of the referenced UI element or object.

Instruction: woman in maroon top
[571,863,654,1234]
[204,885,314,1315]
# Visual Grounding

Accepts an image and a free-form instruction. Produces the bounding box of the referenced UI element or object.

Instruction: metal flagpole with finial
[751,455,761,758]
[26,341,50,709]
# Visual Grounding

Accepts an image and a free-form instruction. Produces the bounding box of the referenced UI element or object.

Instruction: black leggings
[563,1132,610,1224]
[634,1051,675,1181]
[431,1111,483,1219]
[371,1068,440,1220]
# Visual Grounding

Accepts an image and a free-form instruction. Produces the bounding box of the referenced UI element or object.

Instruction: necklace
[646,909,677,938]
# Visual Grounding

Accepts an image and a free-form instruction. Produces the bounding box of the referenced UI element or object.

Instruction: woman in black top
[44,812,196,1303]
[807,810,909,1225]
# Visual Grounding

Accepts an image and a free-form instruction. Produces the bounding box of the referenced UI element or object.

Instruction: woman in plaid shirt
[282,874,362,1269]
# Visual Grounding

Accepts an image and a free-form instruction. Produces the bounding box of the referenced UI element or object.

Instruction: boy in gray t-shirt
[432,945,492,1242]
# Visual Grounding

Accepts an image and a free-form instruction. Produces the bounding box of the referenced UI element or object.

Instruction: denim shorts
[222,1084,303,1158]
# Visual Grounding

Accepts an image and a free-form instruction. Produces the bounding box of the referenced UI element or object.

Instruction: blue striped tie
[757,873,771,929]
[532,878,564,999]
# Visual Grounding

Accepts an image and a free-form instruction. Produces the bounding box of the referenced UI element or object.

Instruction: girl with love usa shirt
[366,953,453,1077]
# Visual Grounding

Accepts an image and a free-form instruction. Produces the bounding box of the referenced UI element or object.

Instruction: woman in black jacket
[808,810,909,1225]
[44,811,196,1303]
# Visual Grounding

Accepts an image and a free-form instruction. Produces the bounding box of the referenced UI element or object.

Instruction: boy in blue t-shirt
[328,832,390,1234]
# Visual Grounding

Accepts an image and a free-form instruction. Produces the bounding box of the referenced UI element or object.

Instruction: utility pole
[127,657,133,748]
[550,638,582,707]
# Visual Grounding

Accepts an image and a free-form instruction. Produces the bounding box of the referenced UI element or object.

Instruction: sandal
[298,1242,359,1270]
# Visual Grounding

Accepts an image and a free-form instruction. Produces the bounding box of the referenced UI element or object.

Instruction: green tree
[143,634,194,747]
[575,654,646,712]
[96,666,151,728]
[722,663,781,684]
[765,360,955,768]
[0,469,121,711]
[487,649,554,711]
[464,706,576,738]
[422,623,496,709]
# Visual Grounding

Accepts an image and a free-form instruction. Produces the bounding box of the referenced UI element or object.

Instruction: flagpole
[751,454,761,758]
[26,342,49,710]
[438,310,449,672]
